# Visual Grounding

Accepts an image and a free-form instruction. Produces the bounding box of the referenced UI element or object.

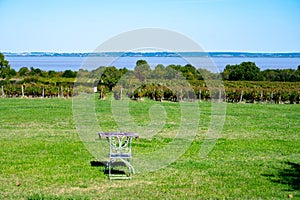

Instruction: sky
[0,0,299,53]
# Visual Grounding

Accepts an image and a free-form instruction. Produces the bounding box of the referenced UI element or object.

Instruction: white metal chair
[99,132,138,180]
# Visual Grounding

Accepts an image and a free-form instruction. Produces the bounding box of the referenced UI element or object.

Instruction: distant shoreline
[3,52,300,58]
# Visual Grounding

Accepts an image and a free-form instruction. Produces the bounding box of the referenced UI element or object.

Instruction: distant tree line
[13,66,77,78]
[94,59,300,91]
[2,51,299,83]
[0,53,77,81]
[222,62,300,82]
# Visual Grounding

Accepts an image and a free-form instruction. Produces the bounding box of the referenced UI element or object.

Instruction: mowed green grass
[0,97,299,199]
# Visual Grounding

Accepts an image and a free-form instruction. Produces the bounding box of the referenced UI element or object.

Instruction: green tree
[119,67,129,76]
[165,65,177,79]
[151,64,166,79]
[18,67,30,76]
[0,53,11,80]
[29,67,42,76]
[296,66,300,81]
[134,60,151,81]
[48,70,58,77]
[136,60,149,66]
[181,64,199,80]
[241,62,262,81]
[262,68,299,82]
[62,69,77,78]
[99,66,121,91]
[223,62,262,81]
[9,69,17,77]
[222,64,235,80]
[197,68,211,80]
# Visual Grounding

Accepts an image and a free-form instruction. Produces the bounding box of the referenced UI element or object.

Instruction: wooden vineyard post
[42,86,45,98]
[61,86,63,98]
[271,92,274,103]
[120,87,123,100]
[180,89,183,102]
[239,90,244,103]
[21,85,24,98]
[67,87,70,98]
[1,85,4,98]
[199,90,202,102]
[100,89,103,100]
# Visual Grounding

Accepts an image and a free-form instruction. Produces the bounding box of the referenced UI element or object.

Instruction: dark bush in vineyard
[3,84,21,97]
[289,91,300,104]
[113,86,123,100]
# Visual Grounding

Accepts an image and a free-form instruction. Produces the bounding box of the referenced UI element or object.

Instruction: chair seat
[109,153,132,158]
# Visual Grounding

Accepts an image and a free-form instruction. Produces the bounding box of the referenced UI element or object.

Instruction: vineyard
[1,77,299,104]
[223,81,300,103]
[0,78,74,98]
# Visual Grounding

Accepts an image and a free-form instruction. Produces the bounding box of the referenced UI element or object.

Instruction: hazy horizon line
[3,51,300,54]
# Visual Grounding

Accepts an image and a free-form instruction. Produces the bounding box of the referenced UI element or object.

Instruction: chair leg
[121,158,135,175]
[108,159,114,179]
[104,161,109,174]
[107,158,133,179]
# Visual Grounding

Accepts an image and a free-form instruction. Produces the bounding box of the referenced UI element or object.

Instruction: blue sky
[0,0,299,53]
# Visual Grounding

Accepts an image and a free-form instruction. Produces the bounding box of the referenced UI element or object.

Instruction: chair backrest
[109,135,133,157]
[98,132,138,158]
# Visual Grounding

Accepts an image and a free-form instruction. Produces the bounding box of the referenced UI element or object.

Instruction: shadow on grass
[263,161,300,191]
[90,160,107,167]
[90,161,127,175]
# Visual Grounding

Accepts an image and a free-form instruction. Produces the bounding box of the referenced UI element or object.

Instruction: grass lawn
[0,97,299,199]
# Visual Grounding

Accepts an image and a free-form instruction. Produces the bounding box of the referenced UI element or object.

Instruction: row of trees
[1,52,300,82]
[95,60,300,88]
[94,60,300,90]
[17,67,77,78]
[223,62,300,82]
[0,52,77,80]
[112,86,298,104]
[2,80,298,104]
[107,82,300,104]
[1,83,73,98]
